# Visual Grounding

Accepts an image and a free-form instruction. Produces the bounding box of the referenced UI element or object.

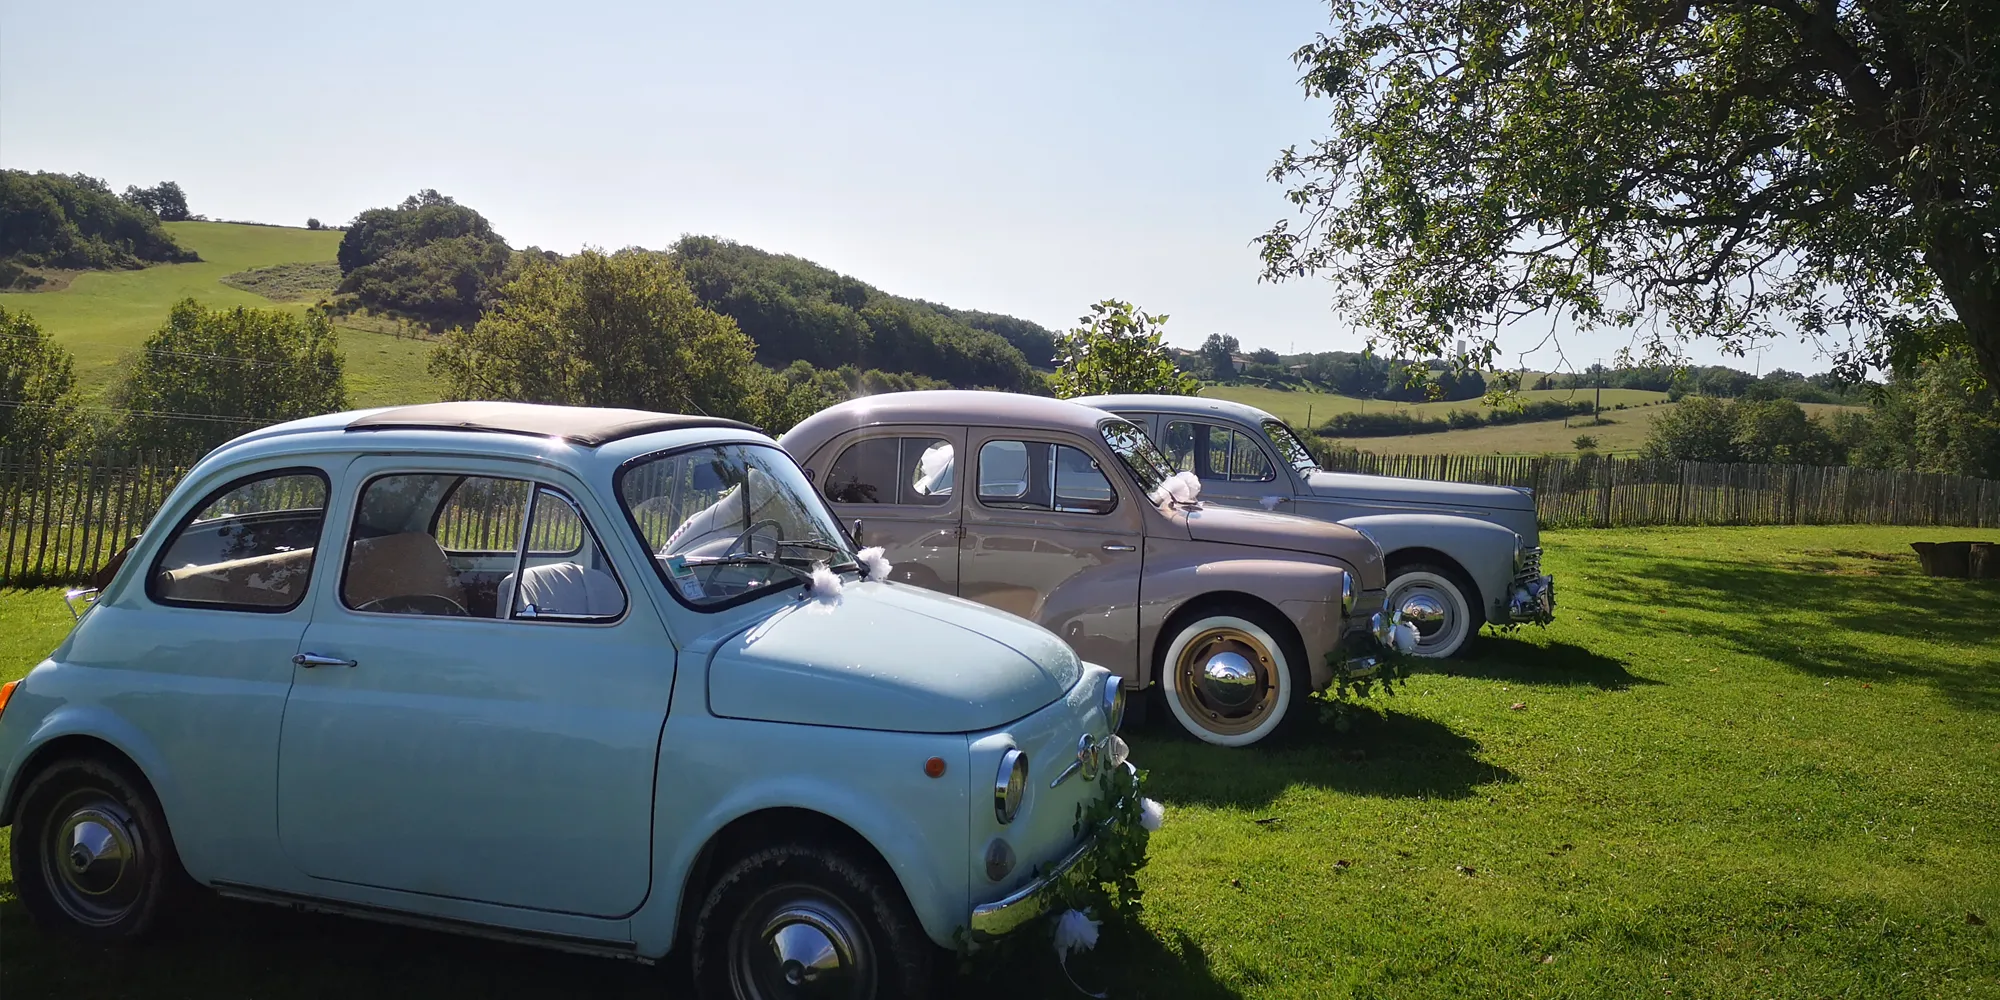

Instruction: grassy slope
[0,222,441,408]
[1322,401,1865,457]
[1203,384,1672,427]
[2,525,1995,998]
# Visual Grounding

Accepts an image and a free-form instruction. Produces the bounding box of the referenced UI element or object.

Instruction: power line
[0,399,268,426]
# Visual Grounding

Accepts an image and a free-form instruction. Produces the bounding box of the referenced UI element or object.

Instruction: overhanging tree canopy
[1257,0,1999,389]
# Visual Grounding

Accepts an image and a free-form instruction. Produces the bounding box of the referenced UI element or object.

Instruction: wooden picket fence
[3,448,1999,588]
[1315,451,2000,530]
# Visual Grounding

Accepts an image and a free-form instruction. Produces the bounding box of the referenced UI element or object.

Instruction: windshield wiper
[772,538,859,567]
[681,552,856,583]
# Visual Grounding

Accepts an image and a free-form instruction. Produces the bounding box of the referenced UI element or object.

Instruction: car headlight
[994,748,1028,825]
[1512,536,1526,573]
[1102,675,1126,733]
[1341,573,1354,614]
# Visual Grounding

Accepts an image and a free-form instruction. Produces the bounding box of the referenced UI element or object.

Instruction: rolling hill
[0,221,442,408]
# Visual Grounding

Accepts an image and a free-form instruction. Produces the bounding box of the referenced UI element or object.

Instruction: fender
[1135,549,1348,689]
[634,717,970,958]
[1338,513,1522,620]
[0,697,185,857]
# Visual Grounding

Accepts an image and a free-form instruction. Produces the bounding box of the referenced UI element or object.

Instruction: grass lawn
[2,526,1996,997]
[1203,384,1672,429]
[0,222,442,409]
[1323,401,1866,457]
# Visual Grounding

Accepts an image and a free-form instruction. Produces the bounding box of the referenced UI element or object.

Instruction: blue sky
[1,0,1825,374]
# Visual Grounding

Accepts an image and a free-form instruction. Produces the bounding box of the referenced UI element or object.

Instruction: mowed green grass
[2,526,1997,997]
[1204,383,1671,428]
[0,222,443,408]
[1321,400,1867,457]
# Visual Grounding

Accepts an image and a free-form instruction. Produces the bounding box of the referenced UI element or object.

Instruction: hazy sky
[2,0,1828,374]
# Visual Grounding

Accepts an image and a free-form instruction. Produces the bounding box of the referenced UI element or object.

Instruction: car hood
[1175,504,1384,584]
[707,580,1083,733]
[1306,470,1535,512]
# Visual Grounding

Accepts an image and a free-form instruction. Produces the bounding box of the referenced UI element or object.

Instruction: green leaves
[115,299,348,455]
[1049,299,1201,398]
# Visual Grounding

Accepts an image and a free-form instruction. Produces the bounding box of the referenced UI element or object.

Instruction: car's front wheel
[691,841,935,1000]
[1158,606,1305,747]
[10,756,187,942]
[1385,564,1481,658]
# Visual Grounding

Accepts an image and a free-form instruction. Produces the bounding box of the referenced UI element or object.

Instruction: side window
[150,470,329,610]
[1225,431,1276,482]
[823,437,955,506]
[977,440,1115,515]
[504,488,626,622]
[1163,421,1274,482]
[343,474,622,622]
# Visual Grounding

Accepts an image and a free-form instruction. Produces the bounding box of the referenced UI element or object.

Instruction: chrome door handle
[293,652,356,669]
[1101,543,1136,552]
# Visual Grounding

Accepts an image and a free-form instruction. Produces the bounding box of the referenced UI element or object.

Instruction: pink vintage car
[781,391,1406,747]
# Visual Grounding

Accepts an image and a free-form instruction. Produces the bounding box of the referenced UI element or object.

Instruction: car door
[277,454,672,918]
[1158,418,1290,512]
[957,431,1143,678]
[813,427,965,594]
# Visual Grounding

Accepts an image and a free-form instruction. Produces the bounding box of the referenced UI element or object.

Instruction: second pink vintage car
[781,391,1405,747]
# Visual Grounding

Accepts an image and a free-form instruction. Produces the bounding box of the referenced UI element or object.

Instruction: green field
[1203,383,1671,428]
[1320,400,1866,457]
[0,222,443,409]
[2,525,1995,997]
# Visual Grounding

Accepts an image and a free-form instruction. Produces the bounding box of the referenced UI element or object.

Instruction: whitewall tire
[1385,565,1477,659]
[1159,610,1302,747]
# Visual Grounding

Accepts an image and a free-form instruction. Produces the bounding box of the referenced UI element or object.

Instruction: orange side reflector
[924,757,947,779]
[0,680,17,719]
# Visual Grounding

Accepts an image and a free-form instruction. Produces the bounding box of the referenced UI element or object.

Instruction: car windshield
[619,443,857,608]
[1100,418,1176,496]
[1261,419,1319,473]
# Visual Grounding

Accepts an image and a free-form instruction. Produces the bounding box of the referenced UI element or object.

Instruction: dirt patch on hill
[219,260,342,301]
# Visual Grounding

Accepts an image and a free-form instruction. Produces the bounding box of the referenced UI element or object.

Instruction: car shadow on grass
[1,885,1247,1000]
[1584,553,2000,712]
[1127,707,1517,810]
[1420,634,1660,690]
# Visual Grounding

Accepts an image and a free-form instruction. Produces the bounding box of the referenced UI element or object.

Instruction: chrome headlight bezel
[1341,573,1355,614]
[1102,675,1126,733]
[994,748,1028,825]
[1512,535,1527,573]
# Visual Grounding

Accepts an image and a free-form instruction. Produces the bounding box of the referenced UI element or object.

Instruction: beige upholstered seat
[342,532,467,610]
[494,562,624,619]
[155,547,317,607]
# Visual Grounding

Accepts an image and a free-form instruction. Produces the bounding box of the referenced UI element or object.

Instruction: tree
[1734,398,1844,464]
[1572,434,1598,452]
[115,300,347,454]
[336,189,512,327]
[1,170,197,271]
[1250,347,1283,366]
[0,305,80,455]
[307,218,323,231]
[1907,352,2000,477]
[1200,333,1239,381]
[1643,396,1741,463]
[121,181,190,222]
[1258,0,2000,393]
[1049,300,1201,398]
[429,249,799,428]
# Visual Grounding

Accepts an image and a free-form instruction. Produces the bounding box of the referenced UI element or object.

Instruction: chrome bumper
[1338,611,1415,677]
[1508,574,1556,624]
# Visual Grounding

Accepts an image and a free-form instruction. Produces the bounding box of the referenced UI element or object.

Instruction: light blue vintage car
[1075,394,1556,658]
[0,402,1137,999]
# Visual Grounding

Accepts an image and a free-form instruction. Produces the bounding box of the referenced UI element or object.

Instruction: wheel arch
[1381,546,1485,612]
[2,732,156,828]
[1150,590,1307,687]
[673,806,898,953]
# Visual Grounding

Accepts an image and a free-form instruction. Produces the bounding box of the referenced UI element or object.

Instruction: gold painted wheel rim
[1173,626,1280,737]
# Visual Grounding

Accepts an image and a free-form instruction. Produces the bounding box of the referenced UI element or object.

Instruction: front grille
[1513,547,1543,584]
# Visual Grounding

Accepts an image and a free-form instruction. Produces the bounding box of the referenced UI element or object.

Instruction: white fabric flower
[856,545,892,582]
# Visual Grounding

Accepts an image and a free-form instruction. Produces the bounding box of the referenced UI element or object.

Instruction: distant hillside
[672,236,1051,393]
[0,171,197,287]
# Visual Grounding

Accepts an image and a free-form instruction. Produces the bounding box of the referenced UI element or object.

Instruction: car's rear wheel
[1158,606,1305,747]
[691,841,934,1000]
[10,757,186,942]
[1385,564,1480,658]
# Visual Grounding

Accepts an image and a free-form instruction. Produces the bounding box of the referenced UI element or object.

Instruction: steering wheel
[729,518,786,557]
[356,593,470,617]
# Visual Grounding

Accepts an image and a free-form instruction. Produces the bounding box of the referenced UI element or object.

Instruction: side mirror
[851,519,863,545]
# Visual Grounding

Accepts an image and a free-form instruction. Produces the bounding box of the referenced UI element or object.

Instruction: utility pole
[1594,358,1603,424]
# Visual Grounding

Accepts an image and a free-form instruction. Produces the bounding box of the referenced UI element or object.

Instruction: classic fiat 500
[1074,394,1557,659]
[780,391,1405,748]
[0,402,1139,1000]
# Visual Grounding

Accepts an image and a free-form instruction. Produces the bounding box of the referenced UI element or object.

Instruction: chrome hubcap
[42,794,147,927]
[731,889,873,999]
[1174,626,1280,737]
[1388,578,1462,655]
